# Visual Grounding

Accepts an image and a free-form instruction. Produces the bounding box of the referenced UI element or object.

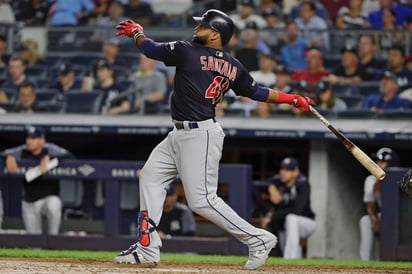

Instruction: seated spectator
[368,0,412,29]
[320,0,349,24]
[358,35,386,80]
[100,38,128,68]
[290,0,330,25]
[250,53,277,87]
[0,54,36,102]
[123,0,153,26]
[292,48,330,88]
[128,55,166,114]
[253,101,273,118]
[325,46,367,85]
[227,96,257,117]
[294,0,330,50]
[0,0,15,23]
[243,21,271,54]
[233,28,261,72]
[384,45,412,88]
[230,0,267,30]
[16,39,47,66]
[91,1,128,42]
[48,63,82,97]
[21,0,52,26]
[0,126,73,235]
[157,185,196,238]
[336,0,369,29]
[49,0,95,26]
[88,0,113,23]
[261,157,316,259]
[0,34,9,68]
[94,59,130,114]
[274,68,293,94]
[361,0,380,15]
[258,0,282,15]
[15,81,38,113]
[261,7,286,29]
[376,8,406,50]
[314,81,347,112]
[363,70,410,112]
[280,21,308,72]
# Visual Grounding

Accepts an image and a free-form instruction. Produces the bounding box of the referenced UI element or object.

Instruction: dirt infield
[1,258,411,274]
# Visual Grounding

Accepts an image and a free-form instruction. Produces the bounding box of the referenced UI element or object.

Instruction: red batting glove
[277,92,315,112]
[115,20,144,38]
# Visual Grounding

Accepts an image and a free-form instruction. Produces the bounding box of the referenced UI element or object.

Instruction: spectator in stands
[376,8,406,51]
[88,0,114,23]
[295,0,330,50]
[0,126,73,235]
[289,0,330,25]
[0,34,9,68]
[16,39,47,67]
[123,0,153,26]
[233,28,261,72]
[359,147,398,261]
[361,0,381,16]
[21,0,52,26]
[48,63,82,96]
[368,0,412,29]
[230,0,267,30]
[274,68,293,94]
[101,38,127,68]
[15,81,38,113]
[261,157,316,259]
[363,70,410,112]
[314,80,347,112]
[358,35,386,80]
[49,0,95,26]
[243,21,272,54]
[253,102,273,118]
[0,0,16,24]
[157,185,196,238]
[385,45,412,88]
[292,48,330,87]
[0,54,36,102]
[325,46,367,85]
[251,53,277,87]
[94,59,130,114]
[280,21,308,72]
[257,0,282,15]
[320,0,349,24]
[336,0,369,29]
[91,1,128,42]
[261,7,286,29]
[129,55,166,114]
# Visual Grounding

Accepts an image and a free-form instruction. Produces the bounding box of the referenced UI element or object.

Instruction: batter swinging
[114,9,314,270]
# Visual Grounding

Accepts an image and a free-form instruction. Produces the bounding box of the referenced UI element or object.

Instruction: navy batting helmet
[193,9,235,46]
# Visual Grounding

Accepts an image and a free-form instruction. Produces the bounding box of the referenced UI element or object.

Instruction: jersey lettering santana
[156,41,259,121]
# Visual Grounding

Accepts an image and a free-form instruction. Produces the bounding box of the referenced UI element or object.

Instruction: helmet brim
[193,16,213,30]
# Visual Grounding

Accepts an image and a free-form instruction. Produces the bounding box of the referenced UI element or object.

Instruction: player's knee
[45,196,62,214]
[285,214,298,229]
[359,215,371,229]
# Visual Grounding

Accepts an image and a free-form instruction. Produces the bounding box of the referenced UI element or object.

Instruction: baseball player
[114,9,314,270]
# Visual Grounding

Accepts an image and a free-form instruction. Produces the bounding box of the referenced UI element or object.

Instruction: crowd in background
[0,0,412,117]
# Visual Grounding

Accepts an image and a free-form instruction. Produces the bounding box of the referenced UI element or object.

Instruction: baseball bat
[309,105,386,180]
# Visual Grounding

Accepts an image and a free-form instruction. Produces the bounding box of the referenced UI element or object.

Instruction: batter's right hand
[6,155,18,174]
[115,20,144,38]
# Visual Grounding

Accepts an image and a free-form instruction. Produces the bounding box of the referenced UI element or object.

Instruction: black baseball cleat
[114,242,159,266]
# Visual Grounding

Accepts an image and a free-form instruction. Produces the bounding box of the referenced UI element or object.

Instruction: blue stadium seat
[36,89,59,105]
[356,82,380,97]
[338,94,364,109]
[25,65,48,79]
[323,55,341,70]
[331,83,354,96]
[63,91,104,114]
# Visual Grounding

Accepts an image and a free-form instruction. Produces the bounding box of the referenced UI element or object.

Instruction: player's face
[193,25,213,45]
[25,136,45,154]
[279,168,298,184]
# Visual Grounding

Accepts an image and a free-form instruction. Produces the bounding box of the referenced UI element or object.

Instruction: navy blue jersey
[155,41,258,121]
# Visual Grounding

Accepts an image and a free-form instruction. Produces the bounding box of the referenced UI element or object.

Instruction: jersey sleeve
[0,145,25,160]
[231,61,259,97]
[158,41,188,67]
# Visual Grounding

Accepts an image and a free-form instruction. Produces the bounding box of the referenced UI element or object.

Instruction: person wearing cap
[101,38,128,68]
[363,70,410,112]
[261,7,286,29]
[325,46,367,85]
[314,80,347,112]
[261,157,316,259]
[94,58,131,114]
[0,126,73,235]
[157,184,196,238]
[359,147,399,261]
[48,63,82,96]
[230,0,267,30]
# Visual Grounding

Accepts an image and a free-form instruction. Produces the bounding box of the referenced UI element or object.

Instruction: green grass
[0,248,411,269]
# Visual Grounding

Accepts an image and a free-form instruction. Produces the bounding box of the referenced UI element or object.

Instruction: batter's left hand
[291,95,315,112]
[115,20,144,38]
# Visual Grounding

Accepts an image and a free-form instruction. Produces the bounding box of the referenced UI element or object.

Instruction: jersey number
[205,76,229,104]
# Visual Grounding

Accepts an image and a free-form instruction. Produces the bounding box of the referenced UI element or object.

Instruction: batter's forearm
[135,38,163,60]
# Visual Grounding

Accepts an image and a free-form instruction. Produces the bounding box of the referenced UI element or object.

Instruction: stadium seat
[356,82,380,97]
[323,55,341,70]
[36,89,59,105]
[380,110,412,119]
[338,94,364,109]
[331,83,354,96]
[25,65,48,79]
[63,91,104,114]
[1,88,17,103]
[337,110,377,119]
